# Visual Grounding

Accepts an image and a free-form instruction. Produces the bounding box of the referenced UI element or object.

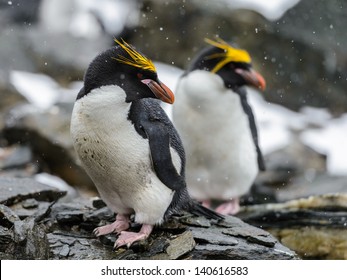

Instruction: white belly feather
[173,71,258,200]
[70,85,174,224]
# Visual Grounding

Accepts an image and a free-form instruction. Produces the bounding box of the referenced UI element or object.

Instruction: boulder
[238,193,347,259]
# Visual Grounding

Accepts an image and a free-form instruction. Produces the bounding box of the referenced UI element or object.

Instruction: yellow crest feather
[113,39,156,73]
[204,38,251,73]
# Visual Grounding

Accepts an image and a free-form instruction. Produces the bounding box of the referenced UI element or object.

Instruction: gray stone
[59,244,70,257]
[181,215,211,228]
[0,204,21,228]
[238,194,347,259]
[56,210,84,226]
[0,145,33,170]
[190,227,239,246]
[11,218,50,259]
[3,103,95,192]
[149,231,196,260]
[22,198,39,209]
[0,177,66,206]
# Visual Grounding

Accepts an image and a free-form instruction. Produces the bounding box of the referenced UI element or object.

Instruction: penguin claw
[114,231,147,249]
[114,224,153,249]
[93,214,130,237]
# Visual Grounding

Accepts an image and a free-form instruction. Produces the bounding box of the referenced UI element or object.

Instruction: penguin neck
[77,85,131,132]
[184,70,242,110]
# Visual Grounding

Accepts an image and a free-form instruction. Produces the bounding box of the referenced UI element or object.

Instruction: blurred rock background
[0,0,346,259]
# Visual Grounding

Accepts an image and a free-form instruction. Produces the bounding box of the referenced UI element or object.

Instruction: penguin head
[81,39,174,104]
[188,38,266,91]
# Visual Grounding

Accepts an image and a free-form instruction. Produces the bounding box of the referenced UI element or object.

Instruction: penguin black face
[81,39,174,104]
[189,38,266,91]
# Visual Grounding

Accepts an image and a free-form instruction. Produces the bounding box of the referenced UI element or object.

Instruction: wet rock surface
[238,194,347,259]
[0,177,298,260]
[3,103,95,192]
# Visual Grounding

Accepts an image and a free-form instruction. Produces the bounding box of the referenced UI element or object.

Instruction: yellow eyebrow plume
[204,38,252,73]
[113,39,156,73]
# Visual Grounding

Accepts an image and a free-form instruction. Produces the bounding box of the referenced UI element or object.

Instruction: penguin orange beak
[235,68,266,91]
[141,79,175,104]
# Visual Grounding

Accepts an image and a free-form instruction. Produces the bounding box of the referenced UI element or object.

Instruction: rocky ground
[0,177,298,260]
[0,0,346,259]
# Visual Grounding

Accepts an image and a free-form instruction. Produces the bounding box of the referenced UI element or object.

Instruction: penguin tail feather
[190,202,224,221]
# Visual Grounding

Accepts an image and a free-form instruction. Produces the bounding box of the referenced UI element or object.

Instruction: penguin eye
[137,73,143,79]
[229,63,235,70]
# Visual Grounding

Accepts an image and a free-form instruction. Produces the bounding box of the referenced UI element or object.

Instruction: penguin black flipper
[130,99,186,191]
[237,88,266,171]
[130,99,223,221]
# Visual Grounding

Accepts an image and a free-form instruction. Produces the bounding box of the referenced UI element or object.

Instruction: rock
[0,24,109,83]
[25,26,110,83]
[0,145,33,170]
[3,103,95,192]
[0,27,38,75]
[148,231,196,260]
[0,215,50,259]
[0,204,21,228]
[188,215,295,260]
[238,193,347,259]
[0,177,66,206]
[0,0,41,25]
[0,226,14,258]
[1,194,298,260]
[22,198,39,209]
[47,230,115,260]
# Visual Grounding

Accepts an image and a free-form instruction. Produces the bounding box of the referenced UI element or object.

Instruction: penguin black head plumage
[70,39,222,249]
[187,38,266,92]
[78,39,174,104]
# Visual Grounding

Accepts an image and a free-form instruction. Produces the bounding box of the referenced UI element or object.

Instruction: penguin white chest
[174,71,258,200]
[70,85,174,224]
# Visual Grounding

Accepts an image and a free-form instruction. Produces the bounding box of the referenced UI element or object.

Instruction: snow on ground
[39,0,139,38]
[9,63,347,176]
[301,114,347,176]
[10,71,60,109]
[224,0,300,20]
[9,71,81,109]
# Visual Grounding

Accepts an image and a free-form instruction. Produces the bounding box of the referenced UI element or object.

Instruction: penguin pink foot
[202,200,211,208]
[93,214,130,236]
[215,198,240,215]
[115,224,153,249]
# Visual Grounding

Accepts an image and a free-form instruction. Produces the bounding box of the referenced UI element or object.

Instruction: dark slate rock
[59,244,70,258]
[0,145,33,170]
[148,231,196,260]
[3,103,95,191]
[84,207,115,224]
[0,204,21,228]
[181,215,211,228]
[91,197,107,209]
[0,226,14,251]
[22,198,39,209]
[0,177,66,206]
[47,231,115,260]
[238,194,347,259]
[192,240,295,260]
[190,227,239,246]
[12,218,49,259]
[56,210,84,226]
[1,194,298,260]
[219,216,277,248]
